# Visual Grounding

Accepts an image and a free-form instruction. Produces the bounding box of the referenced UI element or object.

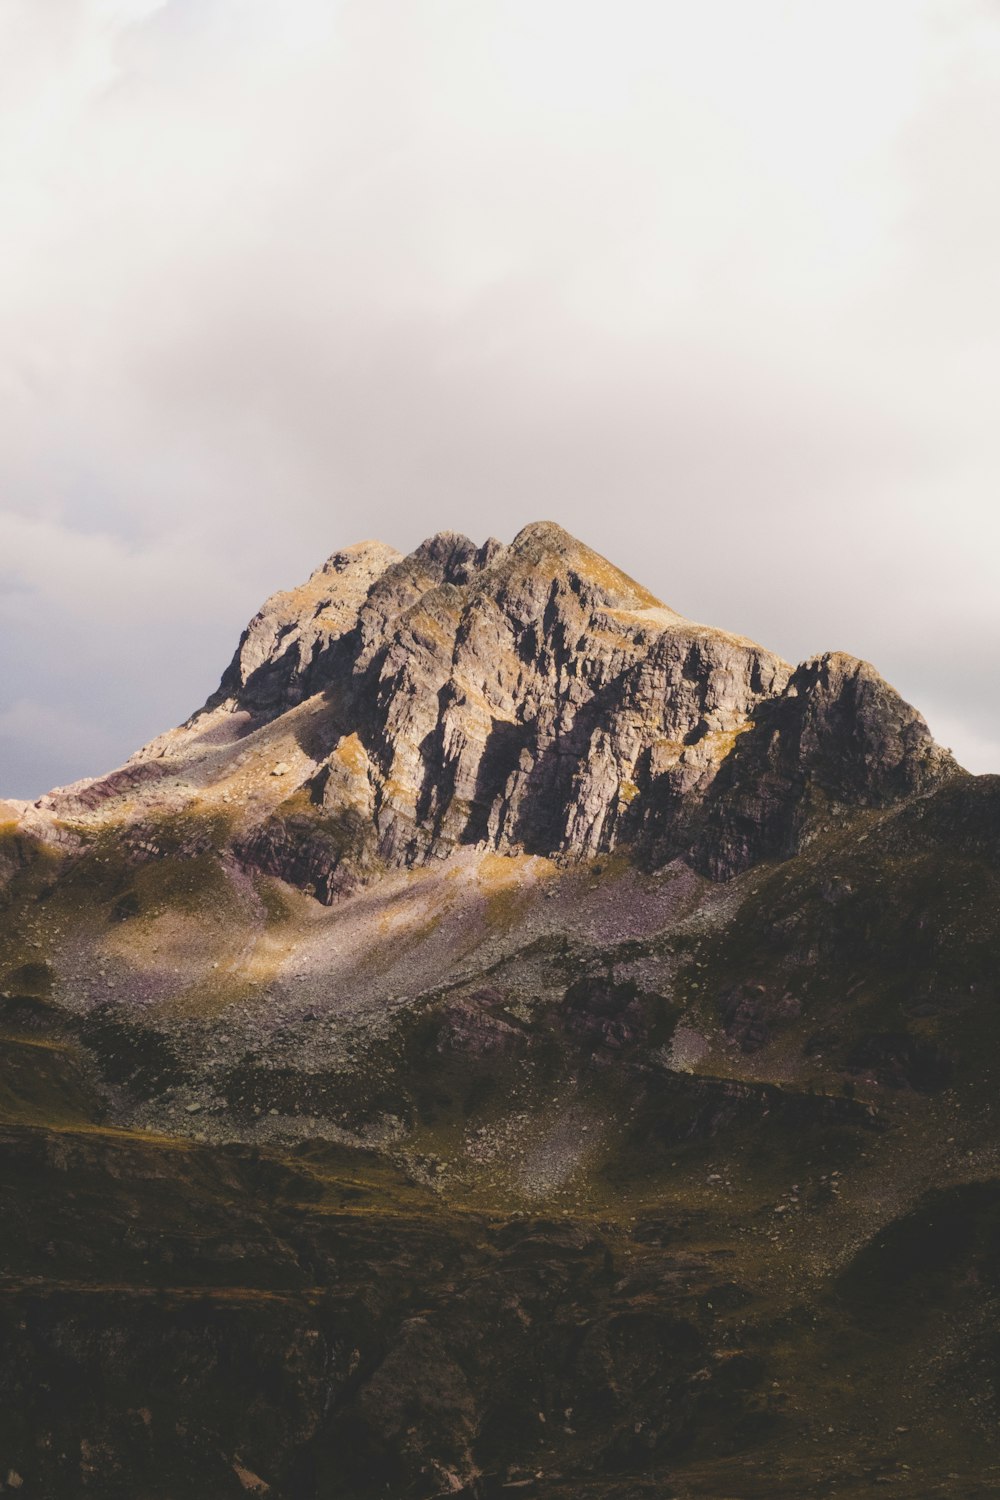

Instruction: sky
[2,0,1000,797]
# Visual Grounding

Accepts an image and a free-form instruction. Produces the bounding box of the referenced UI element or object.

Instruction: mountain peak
[409,530,507,582]
[510,519,575,550]
[21,522,960,901]
[506,519,664,610]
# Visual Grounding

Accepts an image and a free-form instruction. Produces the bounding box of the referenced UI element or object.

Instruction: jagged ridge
[29,521,959,901]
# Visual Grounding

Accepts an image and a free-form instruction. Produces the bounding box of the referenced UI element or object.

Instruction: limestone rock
[20,521,961,900]
[212,539,403,713]
[280,520,798,875]
[683,651,957,878]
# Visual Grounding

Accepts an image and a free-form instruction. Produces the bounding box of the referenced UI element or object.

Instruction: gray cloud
[2,0,1000,796]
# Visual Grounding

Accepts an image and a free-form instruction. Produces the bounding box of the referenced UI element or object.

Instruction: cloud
[1,0,999,794]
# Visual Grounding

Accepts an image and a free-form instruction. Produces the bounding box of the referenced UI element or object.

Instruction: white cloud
[1,0,999,793]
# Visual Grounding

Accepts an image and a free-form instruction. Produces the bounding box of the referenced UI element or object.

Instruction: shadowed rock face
[39,518,949,900]
[681,650,957,878]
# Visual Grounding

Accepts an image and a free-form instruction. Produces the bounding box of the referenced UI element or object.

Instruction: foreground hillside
[2,523,999,1497]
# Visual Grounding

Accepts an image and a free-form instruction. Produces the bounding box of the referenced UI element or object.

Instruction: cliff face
[21,520,956,904]
[682,649,955,878]
[170,520,953,896]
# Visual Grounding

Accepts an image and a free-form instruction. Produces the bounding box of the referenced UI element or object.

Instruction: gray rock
[27,521,961,900]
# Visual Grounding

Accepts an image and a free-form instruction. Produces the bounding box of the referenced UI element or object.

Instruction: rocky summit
[26,520,953,892]
[2,523,1000,1499]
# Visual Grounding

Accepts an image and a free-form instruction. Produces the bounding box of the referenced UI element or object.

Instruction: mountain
[22,520,953,885]
[2,523,1000,1499]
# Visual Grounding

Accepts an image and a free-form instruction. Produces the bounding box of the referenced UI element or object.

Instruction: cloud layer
[3,0,1000,795]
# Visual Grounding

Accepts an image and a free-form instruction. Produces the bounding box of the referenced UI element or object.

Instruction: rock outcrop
[26,521,960,899]
[674,650,957,878]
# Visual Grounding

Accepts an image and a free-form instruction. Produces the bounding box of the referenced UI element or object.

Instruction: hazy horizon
[3,1,1000,796]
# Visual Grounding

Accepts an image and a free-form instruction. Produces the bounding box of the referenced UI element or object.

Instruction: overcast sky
[2,0,999,797]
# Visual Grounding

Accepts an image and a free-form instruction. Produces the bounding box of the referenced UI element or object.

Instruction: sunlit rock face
[24,521,956,903]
